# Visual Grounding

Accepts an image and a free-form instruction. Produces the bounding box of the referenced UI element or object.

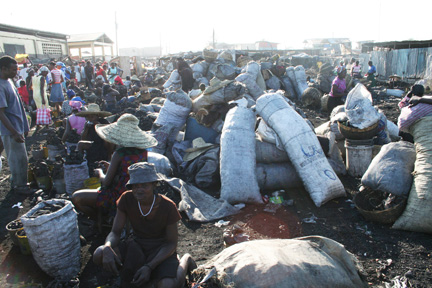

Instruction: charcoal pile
[31,160,50,177]
[65,146,85,165]
[65,129,81,143]
[26,202,65,218]
[46,128,62,146]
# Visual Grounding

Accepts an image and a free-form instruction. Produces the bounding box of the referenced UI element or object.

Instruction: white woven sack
[64,161,89,195]
[162,69,181,90]
[241,61,260,79]
[20,199,80,280]
[361,141,415,196]
[204,237,367,288]
[393,116,432,233]
[155,98,191,129]
[235,73,264,100]
[147,152,173,176]
[294,65,309,96]
[256,93,345,207]
[220,106,262,204]
[256,162,302,191]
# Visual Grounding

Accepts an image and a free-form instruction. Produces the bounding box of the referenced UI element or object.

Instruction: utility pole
[115,11,119,56]
[213,29,215,49]
[159,32,162,57]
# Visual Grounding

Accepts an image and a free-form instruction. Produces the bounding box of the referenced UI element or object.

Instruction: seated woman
[327,66,348,113]
[72,113,157,220]
[92,162,196,288]
[62,101,86,144]
[76,103,114,173]
[398,84,432,141]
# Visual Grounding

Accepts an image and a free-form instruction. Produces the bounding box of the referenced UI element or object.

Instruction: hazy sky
[2,0,431,54]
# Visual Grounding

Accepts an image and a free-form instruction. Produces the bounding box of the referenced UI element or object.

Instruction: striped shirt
[50,68,63,84]
[398,95,432,132]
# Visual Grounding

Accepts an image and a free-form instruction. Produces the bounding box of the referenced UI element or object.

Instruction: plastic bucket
[84,177,101,189]
[345,139,374,177]
[43,146,49,158]
[36,176,52,191]
[16,228,32,255]
[31,149,45,160]
[52,178,66,194]
[6,219,23,246]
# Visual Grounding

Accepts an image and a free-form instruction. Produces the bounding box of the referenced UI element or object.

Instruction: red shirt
[17,86,29,105]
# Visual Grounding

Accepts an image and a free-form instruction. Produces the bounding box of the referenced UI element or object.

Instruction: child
[17,80,30,106]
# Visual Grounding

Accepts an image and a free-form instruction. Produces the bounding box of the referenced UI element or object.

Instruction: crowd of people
[1,52,432,287]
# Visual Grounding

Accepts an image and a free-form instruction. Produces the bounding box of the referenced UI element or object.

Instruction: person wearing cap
[131,75,142,88]
[62,101,86,143]
[327,65,347,113]
[92,162,196,288]
[77,103,113,167]
[72,113,157,219]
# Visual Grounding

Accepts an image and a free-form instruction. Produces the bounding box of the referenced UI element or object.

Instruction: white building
[0,23,68,60]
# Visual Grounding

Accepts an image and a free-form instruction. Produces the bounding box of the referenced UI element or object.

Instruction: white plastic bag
[64,161,89,196]
[345,84,380,129]
[147,152,173,176]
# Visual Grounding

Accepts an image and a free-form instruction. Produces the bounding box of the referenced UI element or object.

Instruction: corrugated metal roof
[0,23,68,40]
[68,33,114,44]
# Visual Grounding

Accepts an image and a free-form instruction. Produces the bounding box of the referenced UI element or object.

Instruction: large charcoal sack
[235,73,264,100]
[256,93,345,207]
[256,139,289,163]
[280,75,297,99]
[286,66,300,99]
[162,69,182,90]
[241,61,260,79]
[220,106,262,204]
[154,90,192,141]
[256,162,302,191]
[294,65,309,96]
[212,63,237,80]
[301,87,321,108]
[21,199,80,281]
[266,75,281,90]
[201,237,367,288]
[147,152,173,176]
[362,141,415,196]
[393,116,432,233]
[64,161,89,196]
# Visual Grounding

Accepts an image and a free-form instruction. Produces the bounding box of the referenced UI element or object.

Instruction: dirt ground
[0,92,431,288]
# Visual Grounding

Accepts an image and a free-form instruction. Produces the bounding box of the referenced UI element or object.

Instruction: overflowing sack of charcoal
[20,199,81,282]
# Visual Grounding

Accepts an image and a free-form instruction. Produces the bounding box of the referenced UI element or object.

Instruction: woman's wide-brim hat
[75,103,112,117]
[131,75,141,82]
[126,162,165,189]
[203,77,233,95]
[95,113,157,149]
[183,137,217,162]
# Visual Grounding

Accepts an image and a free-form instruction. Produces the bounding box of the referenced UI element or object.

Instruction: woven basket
[354,188,406,224]
[338,121,379,140]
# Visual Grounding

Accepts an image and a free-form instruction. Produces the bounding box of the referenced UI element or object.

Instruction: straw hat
[203,78,234,95]
[183,137,217,162]
[95,113,157,149]
[75,103,112,117]
[131,75,141,82]
[126,162,165,189]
